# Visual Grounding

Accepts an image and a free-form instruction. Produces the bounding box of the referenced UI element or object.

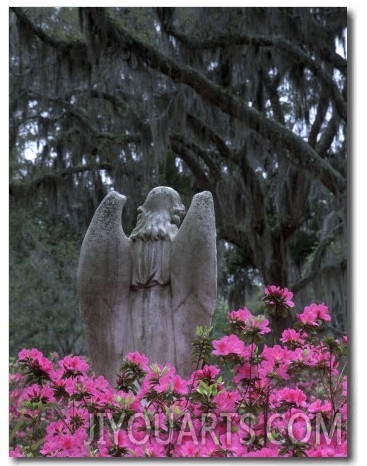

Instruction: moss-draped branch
[11,7,346,196]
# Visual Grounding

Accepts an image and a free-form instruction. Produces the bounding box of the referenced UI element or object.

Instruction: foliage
[10,287,347,458]
[9,203,86,356]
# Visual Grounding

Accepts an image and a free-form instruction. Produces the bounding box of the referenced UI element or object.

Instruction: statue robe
[125,238,176,366]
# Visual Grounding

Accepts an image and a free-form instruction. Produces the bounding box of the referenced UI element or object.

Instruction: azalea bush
[9,287,347,457]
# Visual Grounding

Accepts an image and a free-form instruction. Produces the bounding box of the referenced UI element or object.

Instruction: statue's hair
[130,187,185,241]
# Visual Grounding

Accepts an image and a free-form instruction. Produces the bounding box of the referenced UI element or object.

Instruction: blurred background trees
[9,7,347,356]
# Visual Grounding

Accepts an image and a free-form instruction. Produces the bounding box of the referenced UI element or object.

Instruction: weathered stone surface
[77,187,217,383]
[77,192,131,384]
[171,191,217,376]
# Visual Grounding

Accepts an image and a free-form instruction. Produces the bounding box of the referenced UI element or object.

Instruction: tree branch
[170,138,212,192]
[308,92,330,148]
[320,48,347,76]
[291,258,347,293]
[263,74,285,125]
[62,87,148,133]
[186,114,232,161]
[291,218,344,293]
[316,114,340,156]
[9,163,115,197]
[171,134,254,254]
[186,114,267,233]
[166,24,347,120]
[25,90,142,145]
[171,133,222,184]
[11,7,85,53]
[13,7,347,195]
[95,11,346,195]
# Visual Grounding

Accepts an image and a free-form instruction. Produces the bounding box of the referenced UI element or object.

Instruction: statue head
[130,187,186,241]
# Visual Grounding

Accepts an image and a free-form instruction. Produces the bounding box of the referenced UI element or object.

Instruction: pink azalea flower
[214,390,240,412]
[297,303,331,326]
[280,328,306,345]
[51,377,75,398]
[243,315,271,334]
[154,374,188,394]
[290,418,311,442]
[172,375,188,394]
[115,429,134,450]
[173,440,201,457]
[259,358,289,381]
[72,375,108,398]
[9,288,348,460]
[310,345,339,374]
[219,431,247,455]
[276,387,307,407]
[140,439,166,457]
[191,365,220,383]
[65,406,90,424]
[18,347,43,361]
[314,303,331,322]
[306,446,333,457]
[233,362,253,383]
[262,344,292,365]
[59,355,89,374]
[228,307,252,323]
[125,352,149,371]
[90,385,116,409]
[45,419,68,437]
[9,446,26,457]
[18,348,54,375]
[296,305,319,326]
[307,444,347,457]
[199,437,225,458]
[308,399,332,414]
[154,374,171,393]
[229,307,271,335]
[24,384,55,403]
[212,334,246,357]
[288,346,315,365]
[41,429,89,457]
[264,285,295,308]
[247,447,279,457]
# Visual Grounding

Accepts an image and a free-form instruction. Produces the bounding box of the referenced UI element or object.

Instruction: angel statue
[77,187,217,384]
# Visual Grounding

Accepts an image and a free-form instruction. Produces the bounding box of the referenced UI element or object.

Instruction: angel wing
[171,191,217,376]
[77,191,131,384]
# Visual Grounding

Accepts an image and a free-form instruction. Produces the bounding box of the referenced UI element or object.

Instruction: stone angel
[77,187,217,384]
